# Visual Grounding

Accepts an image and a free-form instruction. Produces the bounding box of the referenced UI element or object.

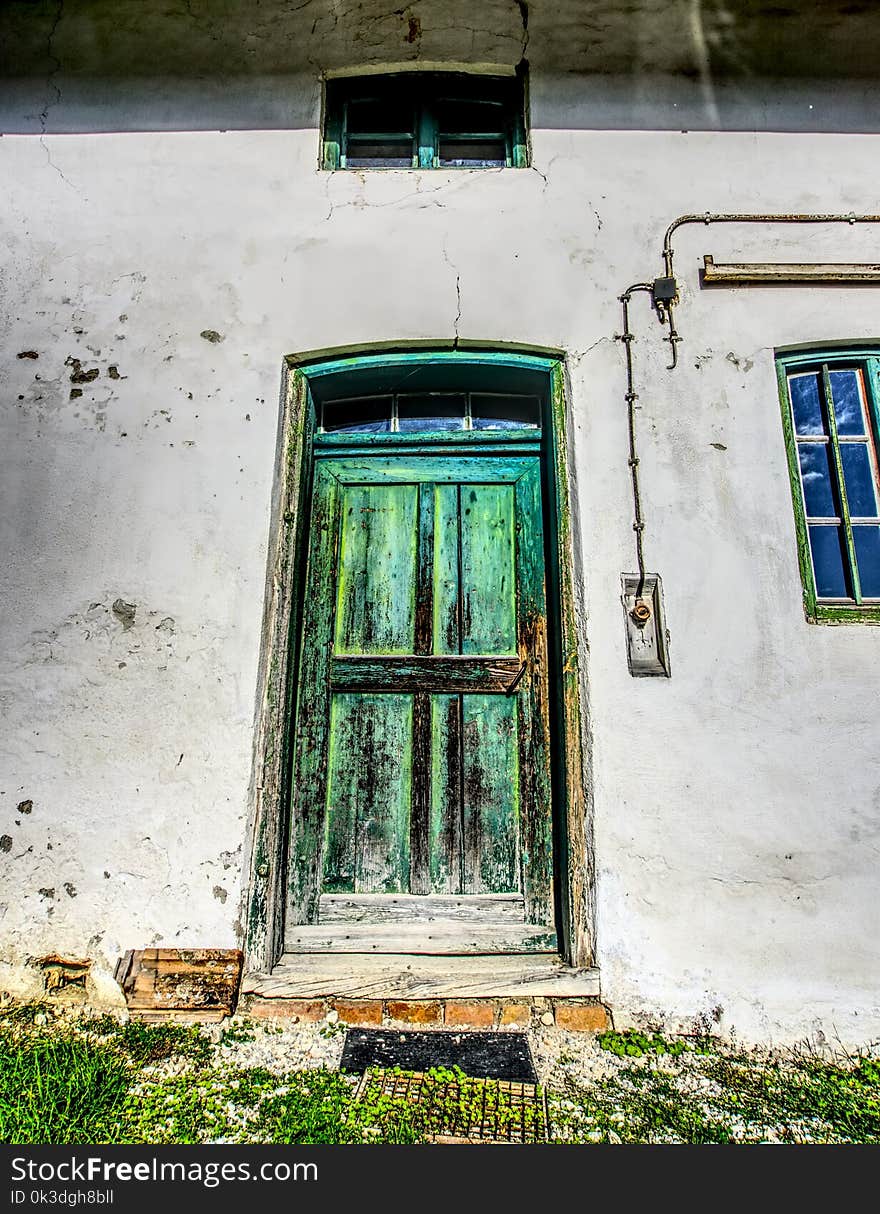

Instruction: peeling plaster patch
[212,885,228,903]
[112,598,136,630]
[66,357,100,384]
[0,836,12,854]
[70,388,82,400]
[63,882,77,898]
[38,888,55,900]
[156,617,175,634]
[107,365,122,379]
[711,442,728,451]
[38,954,91,992]
[17,351,39,360]
[726,351,754,372]
[17,800,33,815]
[200,329,224,343]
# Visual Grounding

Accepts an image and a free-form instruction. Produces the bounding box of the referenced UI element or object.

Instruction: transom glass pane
[471,394,540,430]
[397,394,465,432]
[323,397,391,433]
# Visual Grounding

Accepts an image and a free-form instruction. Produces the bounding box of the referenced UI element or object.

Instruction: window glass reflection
[841,445,879,518]
[808,525,848,598]
[829,369,866,436]
[797,444,836,517]
[853,526,880,597]
[789,373,824,435]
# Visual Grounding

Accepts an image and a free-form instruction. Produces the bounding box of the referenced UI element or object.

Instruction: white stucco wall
[2,66,879,1042]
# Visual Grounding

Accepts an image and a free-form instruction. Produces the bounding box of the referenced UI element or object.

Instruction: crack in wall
[441,239,462,345]
[517,0,530,60]
[38,0,79,194]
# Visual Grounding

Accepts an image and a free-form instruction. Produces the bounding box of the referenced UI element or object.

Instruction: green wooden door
[286,452,555,953]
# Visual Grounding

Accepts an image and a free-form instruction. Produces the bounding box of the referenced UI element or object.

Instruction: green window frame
[322,71,528,171]
[777,346,880,623]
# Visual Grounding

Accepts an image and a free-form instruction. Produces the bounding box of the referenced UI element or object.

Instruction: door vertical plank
[433,483,461,656]
[430,694,463,892]
[322,692,359,891]
[429,484,462,893]
[355,694,414,892]
[410,483,436,894]
[460,481,520,895]
[459,482,517,655]
[410,691,431,893]
[287,464,341,924]
[515,463,554,923]
[462,695,519,893]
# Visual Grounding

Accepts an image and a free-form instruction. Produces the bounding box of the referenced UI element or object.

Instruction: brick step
[240,993,610,1031]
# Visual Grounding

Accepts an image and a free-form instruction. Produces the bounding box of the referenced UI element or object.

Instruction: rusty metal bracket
[505,660,527,694]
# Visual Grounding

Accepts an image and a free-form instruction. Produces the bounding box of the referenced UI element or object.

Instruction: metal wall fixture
[701,256,880,284]
[660,212,880,367]
[615,211,880,676]
[616,282,671,677]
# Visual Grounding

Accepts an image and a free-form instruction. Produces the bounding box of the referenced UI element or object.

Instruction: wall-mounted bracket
[621,573,671,677]
[702,255,880,284]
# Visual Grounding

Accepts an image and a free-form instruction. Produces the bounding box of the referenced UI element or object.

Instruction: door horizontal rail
[330,655,525,694]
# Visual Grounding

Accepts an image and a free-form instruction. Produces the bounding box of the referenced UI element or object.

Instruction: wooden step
[285,920,557,954]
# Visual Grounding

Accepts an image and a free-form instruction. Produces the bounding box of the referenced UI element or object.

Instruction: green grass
[0,1031,132,1144]
[0,1008,424,1145]
[1,1007,878,1145]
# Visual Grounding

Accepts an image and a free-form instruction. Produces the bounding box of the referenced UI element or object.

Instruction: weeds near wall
[551,1029,880,1144]
[1,1005,878,1145]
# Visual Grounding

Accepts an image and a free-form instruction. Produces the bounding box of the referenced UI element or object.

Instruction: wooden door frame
[243,343,595,972]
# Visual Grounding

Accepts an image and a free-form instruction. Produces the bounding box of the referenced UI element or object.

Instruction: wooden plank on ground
[114,948,243,1021]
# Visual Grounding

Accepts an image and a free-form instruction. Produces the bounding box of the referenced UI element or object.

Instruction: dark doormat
[340,1029,537,1082]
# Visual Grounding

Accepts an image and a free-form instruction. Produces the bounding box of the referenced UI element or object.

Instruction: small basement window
[322,71,528,170]
[778,347,880,622]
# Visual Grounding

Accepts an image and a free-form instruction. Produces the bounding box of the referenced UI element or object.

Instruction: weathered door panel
[323,692,413,893]
[286,451,555,951]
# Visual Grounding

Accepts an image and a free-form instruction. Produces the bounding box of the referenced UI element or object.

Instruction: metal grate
[355,1067,549,1143]
[340,1028,536,1081]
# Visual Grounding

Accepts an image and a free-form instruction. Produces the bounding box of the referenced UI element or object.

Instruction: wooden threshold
[242,953,600,1000]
